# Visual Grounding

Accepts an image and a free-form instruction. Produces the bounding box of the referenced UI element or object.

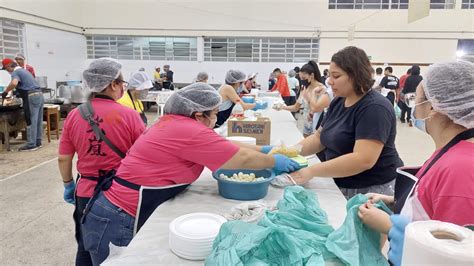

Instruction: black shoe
[400,118,406,123]
[18,145,39,152]
[36,144,43,149]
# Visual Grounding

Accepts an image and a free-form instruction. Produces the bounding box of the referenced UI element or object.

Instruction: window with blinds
[87,36,197,61]
[204,37,319,63]
[0,19,25,59]
[329,0,455,9]
[204,37,260,62]
[462,0,474,9]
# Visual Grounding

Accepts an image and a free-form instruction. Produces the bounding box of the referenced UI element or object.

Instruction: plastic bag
[271,173,297,187]
[269,140,302,158]
[206,188,392,266]
[394,105,401,119]
[206,187,335,265]
[325,194,392,266]
[206,221,328,266]
[274,186,331,226]
[224,200,275,223]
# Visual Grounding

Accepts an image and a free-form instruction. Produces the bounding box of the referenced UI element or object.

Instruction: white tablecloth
[103,101,347,265]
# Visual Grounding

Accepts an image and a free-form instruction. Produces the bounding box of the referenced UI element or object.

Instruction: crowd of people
[59,49,474,266]
[2,46,472,266]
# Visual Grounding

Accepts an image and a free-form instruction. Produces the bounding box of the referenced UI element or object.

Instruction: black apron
[393,128,474,214]
[128,90,147,125]
[215,102,235,128]
[81,170,190,234]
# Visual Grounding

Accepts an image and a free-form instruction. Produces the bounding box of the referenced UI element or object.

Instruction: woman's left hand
[288,167,313,185]
[358,201,392,234]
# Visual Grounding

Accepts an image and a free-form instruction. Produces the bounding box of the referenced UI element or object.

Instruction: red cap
[2,58,15,70]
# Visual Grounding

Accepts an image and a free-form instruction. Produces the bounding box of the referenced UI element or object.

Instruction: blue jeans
[26,93,44,148]
[81,193,135,266]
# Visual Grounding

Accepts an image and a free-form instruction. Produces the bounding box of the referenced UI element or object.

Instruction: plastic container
[212,169,275,201]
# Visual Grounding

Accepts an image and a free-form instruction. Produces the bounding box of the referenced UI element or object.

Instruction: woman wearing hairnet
[195,71,209,83]
[357,61,474,266]
[244,73,257,91]
[117,71,153,125]
[215,69,256,127]
[58,58,145,266]
[80,83,299,265]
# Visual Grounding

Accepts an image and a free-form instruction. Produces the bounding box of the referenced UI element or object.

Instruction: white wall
[23,24,87,92]
[1,0,83,33]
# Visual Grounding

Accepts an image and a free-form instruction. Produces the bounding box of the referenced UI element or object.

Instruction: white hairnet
[83,58,122,92]
[128,72,153,91]
[423,60,474,128]
[225,69,246,84]
[164,82,222,117]
[15,53,25,60]
[196,72,209,82]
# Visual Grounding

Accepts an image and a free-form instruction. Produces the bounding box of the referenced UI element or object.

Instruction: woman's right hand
[366,193,394,205]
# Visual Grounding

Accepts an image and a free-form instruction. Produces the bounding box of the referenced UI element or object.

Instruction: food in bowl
[213,169,275,200]
[219,172,265,182]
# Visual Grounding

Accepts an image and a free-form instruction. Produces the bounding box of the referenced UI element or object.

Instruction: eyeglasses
[115,79,129,87]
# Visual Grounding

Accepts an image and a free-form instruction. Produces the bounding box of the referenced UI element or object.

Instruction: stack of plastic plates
[226,136,257,145]
[169,213,227,260]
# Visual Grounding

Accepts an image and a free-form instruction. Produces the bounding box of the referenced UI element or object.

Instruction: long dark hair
[331,46,373,95]
[300,60,322,83]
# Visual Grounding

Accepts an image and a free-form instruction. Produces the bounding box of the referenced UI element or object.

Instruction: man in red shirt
[271,68,292,105]
[15,53,36,78]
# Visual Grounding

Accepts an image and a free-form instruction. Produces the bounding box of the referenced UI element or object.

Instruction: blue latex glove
[272,154,300,173]
[388,215,411,266]
[63,181,76,205]
[260,145,273,154]
[254,102,267,110]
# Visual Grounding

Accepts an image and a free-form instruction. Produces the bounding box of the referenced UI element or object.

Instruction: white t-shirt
[373,75,383,90]
[287,77,299,90]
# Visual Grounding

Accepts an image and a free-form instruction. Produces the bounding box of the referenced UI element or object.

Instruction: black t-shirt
[379,75,399,90]
[166,70,174,82]
[402,75,423,94]
[320,89,403,188]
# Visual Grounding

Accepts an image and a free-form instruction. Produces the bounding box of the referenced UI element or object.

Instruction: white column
[197,36,204,62]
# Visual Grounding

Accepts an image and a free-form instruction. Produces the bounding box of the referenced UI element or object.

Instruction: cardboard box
[227,117,271,145]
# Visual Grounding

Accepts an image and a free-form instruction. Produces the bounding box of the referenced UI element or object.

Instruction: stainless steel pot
[71,84,89,103]
[58,85,72,104]
[36,76,48,88]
